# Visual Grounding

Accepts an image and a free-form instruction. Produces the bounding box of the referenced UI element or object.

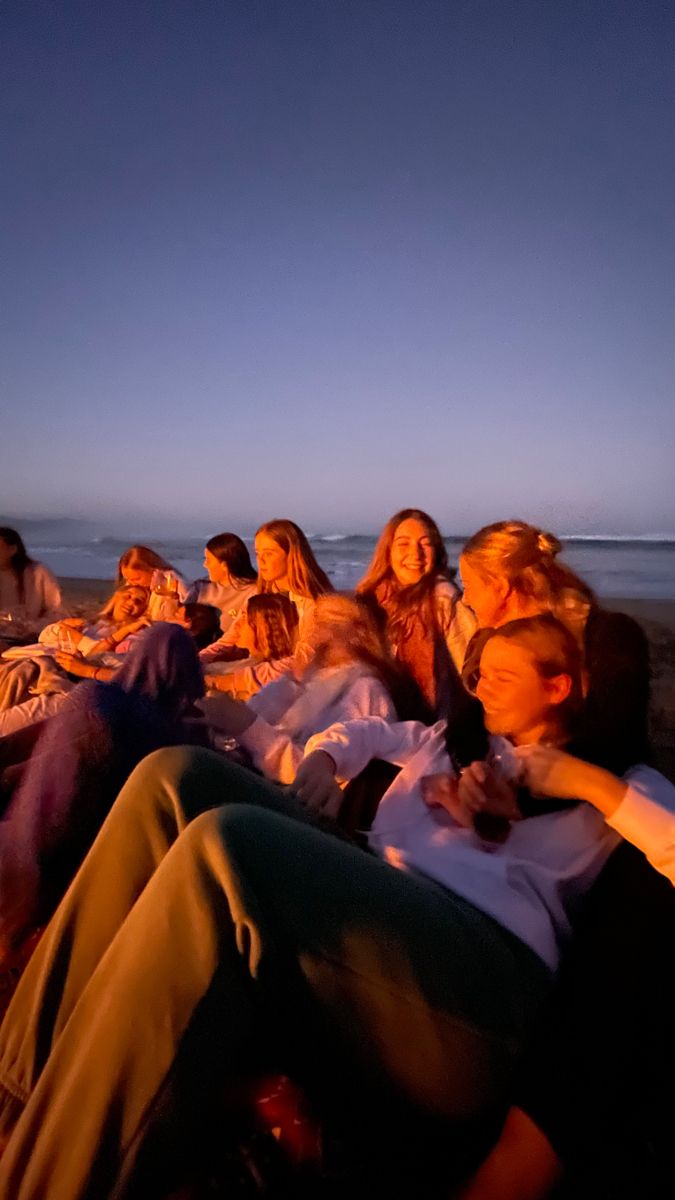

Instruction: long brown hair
[462,521,594,637]
[116,545,174,584]
[357,509,452,640]
[255,520,333,600]
[246,594,299,661]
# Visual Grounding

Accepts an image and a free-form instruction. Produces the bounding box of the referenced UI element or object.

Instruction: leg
[0,804,548,1199]
[0,746,306,1126]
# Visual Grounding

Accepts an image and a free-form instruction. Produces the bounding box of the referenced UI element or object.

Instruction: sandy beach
[59,578,675,782]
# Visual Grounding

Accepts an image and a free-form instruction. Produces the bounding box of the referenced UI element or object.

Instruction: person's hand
[292,751,342,819]
[60,618,85,630]
[204,673,236,694]
[57,622,85,647]
[195,694,256,737]
[420,774,474,827]
[54,651,92,677]
[514,745,592,801]
[456,761,522,822]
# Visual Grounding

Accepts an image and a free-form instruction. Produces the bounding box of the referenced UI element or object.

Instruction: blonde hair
[306,593,406,705]
[99,584,150,623]
[246,594,299,661]
[462,521,594,634]
[255,520,333,600]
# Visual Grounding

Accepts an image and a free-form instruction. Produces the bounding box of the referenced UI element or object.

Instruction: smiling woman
[357,509,475,715]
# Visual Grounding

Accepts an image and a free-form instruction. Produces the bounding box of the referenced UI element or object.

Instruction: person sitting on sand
[204,593,299,700]
[199,519,333,687]
[0,584,150,719]
[0,614,669,1199]
[187,533,258,636]
[202,593,401,782]
[0,529,61,647]
[356,509,476,717]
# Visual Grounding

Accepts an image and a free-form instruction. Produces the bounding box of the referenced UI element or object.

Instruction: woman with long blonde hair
[357,509,475,716]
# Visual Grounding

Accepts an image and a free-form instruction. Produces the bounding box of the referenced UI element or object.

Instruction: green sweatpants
[0,747,549,1199]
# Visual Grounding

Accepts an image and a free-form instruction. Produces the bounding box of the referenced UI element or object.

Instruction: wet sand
[59,578,675,780]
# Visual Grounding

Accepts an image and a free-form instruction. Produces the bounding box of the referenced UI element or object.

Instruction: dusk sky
[2,1,674,536]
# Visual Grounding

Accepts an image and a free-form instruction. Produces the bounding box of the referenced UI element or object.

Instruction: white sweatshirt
[303,717,675,970]
[238,666,396,784]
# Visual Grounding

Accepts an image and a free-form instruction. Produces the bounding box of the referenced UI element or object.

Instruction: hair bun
[536,530,562,558]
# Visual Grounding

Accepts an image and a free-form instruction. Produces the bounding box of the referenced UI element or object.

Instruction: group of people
[0,514,672,1199]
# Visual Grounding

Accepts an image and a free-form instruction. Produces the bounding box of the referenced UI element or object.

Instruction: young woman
[0,585,150,718]
[117,545,189,620]
[188,533,257,635]
[357,509,475,716]
[0,616,668,1198]
[459,520,651,773]
[202,593,399,783]
[457,748,675,1200]
[0,529,61,642]
[199,519,333,681]
[203,593,299,699]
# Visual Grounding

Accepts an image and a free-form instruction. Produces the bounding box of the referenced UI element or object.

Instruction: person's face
[113,588,147,622]
[121,564,153,588]
[459,556,509,628]
[0,539,17,571]
[389,518,436,587]
[476,637,568,743]
[255,535,289,586]
[204,549,229,585]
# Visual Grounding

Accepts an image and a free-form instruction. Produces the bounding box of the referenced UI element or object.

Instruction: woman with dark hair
[188,533,257,636]
[0,529,61,643]
[0,623,205,970]
[0,615,666,1198]
[357,509,475,717]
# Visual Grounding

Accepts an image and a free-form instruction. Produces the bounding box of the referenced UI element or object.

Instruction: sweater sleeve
[304,717,441,781]
[606,766,675,884]
[237,717,303,784]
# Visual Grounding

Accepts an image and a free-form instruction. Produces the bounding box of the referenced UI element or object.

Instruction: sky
[1,0,674,537]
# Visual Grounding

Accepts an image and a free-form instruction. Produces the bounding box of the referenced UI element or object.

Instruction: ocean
[20,530,675,600]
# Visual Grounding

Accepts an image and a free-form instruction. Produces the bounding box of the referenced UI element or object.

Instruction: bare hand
[456,761,522,822]
[204,673,237,694]
[115,616,151,640]
[54,651,91,677]
[514,745,588,800]
[292,751,342,819]
[195,694,256,737]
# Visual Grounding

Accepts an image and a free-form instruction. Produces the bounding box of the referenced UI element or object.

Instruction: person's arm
[515,746,675,884]
[304,716,439,782]
[53,652,115,683]
[199,608,249,662]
